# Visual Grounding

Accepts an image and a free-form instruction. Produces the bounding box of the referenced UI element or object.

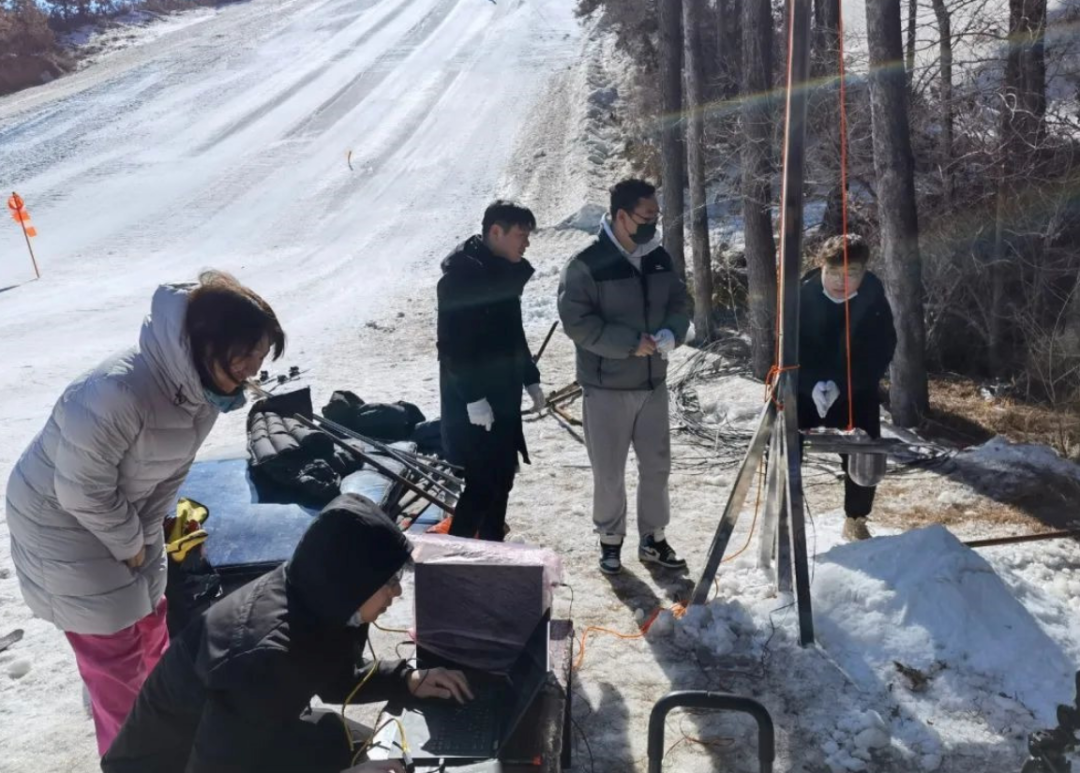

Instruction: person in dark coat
[437,201,543,541]
[798,234,897,541]
[101,494,472,773]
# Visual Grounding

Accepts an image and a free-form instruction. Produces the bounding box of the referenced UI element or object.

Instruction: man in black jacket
[102,494,472,773]
[798,235,897,541]
[437,201,543,541]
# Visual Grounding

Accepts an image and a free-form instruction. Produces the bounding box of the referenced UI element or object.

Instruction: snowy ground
[2,2,1080,772]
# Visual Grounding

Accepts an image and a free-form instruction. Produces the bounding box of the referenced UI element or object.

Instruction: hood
[600,213,661,261]
[441,235,535,288]
[140,283,212,413]
[285,494,412,627]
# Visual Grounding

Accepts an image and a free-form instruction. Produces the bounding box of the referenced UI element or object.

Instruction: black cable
[570,715,596,773]
[560,581,575,624]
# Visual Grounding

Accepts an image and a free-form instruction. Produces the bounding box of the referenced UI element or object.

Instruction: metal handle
[647,691,775,773]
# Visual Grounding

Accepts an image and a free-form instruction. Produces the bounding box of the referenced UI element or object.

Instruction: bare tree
[658,0,686,277]
[906,0,918,81]
[716,0,740,98]
[866,0,928,426]
[930,0,954,206]
[683,0,714,342]
[812,0,840,77]
[742,0,778,379]
[991,0,1048,374]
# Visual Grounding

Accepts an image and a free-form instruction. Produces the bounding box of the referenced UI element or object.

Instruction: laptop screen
[497,611,550,750]
[415,563,545,673]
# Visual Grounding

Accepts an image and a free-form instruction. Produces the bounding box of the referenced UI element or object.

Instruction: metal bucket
[848,451,887,488]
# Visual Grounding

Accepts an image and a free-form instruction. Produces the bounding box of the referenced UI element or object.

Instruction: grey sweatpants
[582,386,671,543]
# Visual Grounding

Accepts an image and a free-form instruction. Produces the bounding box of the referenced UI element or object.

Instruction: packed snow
[2,1,1080,772]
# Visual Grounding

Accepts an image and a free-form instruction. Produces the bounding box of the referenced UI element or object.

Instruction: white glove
[812,380,840,419]
[653,329,676,359]
[466,399,494,431]
[526,383,545,413]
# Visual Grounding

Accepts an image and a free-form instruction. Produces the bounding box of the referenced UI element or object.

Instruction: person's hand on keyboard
[408,667,475,704]
[342,761,405,772]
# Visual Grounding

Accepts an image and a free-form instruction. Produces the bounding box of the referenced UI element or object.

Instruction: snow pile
[953,436,1080,498]
[677,526,1079,772]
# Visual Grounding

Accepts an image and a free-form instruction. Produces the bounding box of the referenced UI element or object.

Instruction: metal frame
[647,691,775,773]
[689,0,818,646]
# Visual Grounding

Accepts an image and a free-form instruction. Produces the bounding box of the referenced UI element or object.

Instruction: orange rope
[837,1,855,431]
[723,454,768,565]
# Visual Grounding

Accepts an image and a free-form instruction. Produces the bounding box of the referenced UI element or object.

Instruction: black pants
[797,389,880,518]
[448,422,518,541]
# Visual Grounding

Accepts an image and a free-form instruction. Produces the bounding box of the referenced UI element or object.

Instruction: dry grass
[920,375,1080,458]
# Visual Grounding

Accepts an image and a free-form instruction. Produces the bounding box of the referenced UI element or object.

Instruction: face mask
[346,610,365,628]
[203,387,247,413]
[631,221,658,245]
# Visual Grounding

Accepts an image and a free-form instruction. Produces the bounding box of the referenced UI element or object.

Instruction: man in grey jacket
[557,179,691,575]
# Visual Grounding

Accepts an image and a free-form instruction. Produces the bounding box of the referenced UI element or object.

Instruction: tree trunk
[658,0,686,278]
[683,0,714,343]
[991,0,1047,375]
[931,0,953,207]
[814,0,843,237]
[742,0,778,380]
[906,0,917,83]
[1019,0,1047,135]
[678,0,712,341]
[812,0,840,77]
[865,0,928,426]
[717,0,740,99]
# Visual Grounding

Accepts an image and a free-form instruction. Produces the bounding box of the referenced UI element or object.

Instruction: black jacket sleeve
[316,656,413,705]
[517,324,541,388]
[438,269,499,405]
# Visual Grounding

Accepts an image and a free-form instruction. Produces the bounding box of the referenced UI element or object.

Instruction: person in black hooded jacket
[101,494,472,773]
[437,201,543,541]
[798,235,897,542]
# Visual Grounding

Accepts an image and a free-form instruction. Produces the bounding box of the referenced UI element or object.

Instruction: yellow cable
[351,716,410,766]
[340,659,380,752]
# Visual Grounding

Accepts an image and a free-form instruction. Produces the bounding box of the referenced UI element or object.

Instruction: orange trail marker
[7,192,40,279]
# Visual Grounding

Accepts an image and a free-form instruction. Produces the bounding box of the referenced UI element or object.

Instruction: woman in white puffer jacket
[5,270,285,757]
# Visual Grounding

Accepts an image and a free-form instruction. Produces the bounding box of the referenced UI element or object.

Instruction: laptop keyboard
[423,700,498,755]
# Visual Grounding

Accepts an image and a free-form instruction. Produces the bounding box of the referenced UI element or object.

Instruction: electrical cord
[569,715,596,773]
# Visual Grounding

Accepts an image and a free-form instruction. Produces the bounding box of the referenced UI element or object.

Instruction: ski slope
[0,0,580,768]
[0,0,578,464]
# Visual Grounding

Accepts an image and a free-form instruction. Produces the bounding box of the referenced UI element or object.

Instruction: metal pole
[691,401,775,605]
[758,425,784,574]
[783,382,814,645]
[315,415,462,489]
[776,0,815,646]
[534,321,559,364]
[964,529,1080,549]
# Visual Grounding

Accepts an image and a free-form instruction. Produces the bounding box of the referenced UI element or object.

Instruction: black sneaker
[639,535,687,569]
[599,542,623,575]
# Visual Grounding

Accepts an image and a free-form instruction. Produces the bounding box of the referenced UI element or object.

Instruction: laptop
[383,612,551,762]
[414,563,545,673]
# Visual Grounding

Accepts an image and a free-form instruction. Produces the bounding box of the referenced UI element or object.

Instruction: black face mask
[631,221,658,245]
